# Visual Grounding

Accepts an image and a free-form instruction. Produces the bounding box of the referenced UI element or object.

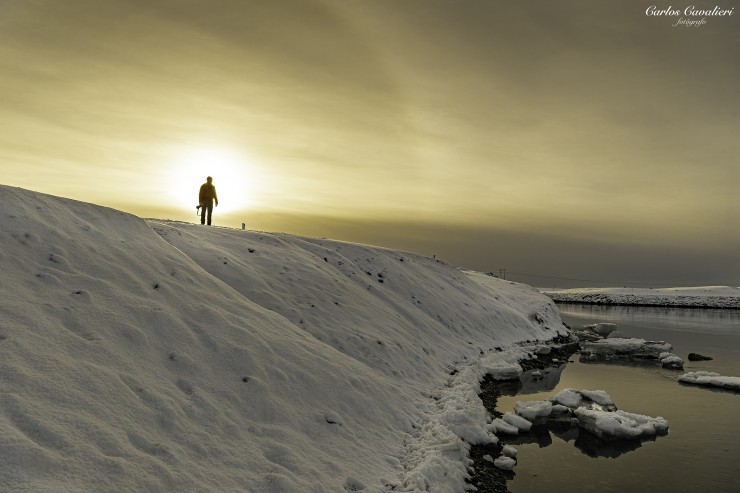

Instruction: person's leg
[200,205,206,225]
[206,204,213,225]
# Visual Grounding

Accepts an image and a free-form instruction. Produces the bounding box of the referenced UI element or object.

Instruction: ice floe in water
[573,409,669,440]
[574,323,687,370]
[659,352,685,370]
[678,371,740,391]
[585,322,618,336]
[481,387,670,472]
[580,337,673,361]
[505,388,668,441]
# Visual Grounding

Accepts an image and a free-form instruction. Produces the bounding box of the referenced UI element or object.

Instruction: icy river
[496,304,740,493]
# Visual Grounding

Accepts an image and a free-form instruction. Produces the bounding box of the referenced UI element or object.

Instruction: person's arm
[214,187,218,206]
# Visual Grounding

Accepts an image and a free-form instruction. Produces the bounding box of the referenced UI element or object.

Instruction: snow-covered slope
[0,185,566,492]
[543,286,740,308]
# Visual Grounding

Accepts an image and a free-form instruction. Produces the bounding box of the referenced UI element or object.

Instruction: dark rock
[688,353,713,361]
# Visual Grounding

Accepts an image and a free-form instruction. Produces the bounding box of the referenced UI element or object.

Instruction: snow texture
[0,185,568,493]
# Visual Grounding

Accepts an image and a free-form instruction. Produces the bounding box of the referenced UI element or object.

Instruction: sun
[168,146,256,214]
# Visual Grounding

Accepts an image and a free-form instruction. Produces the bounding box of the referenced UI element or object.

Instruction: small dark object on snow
[688,353,713,361]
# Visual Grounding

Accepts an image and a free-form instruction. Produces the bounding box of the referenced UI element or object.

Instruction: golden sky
[2,0,739,286]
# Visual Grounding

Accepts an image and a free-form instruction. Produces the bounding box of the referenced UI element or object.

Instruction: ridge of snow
[0,185,567,492]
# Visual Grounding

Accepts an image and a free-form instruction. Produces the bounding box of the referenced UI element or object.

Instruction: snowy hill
[543,286,740,309]
[0,185,567,492]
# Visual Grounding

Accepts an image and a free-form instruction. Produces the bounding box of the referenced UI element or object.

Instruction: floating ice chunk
[632,340,675,358]
[574,408,668,439]
[549,404,573,422]
[618,410,668,434]
[586,323,618,336]
[514,400,552,422]
[574,329,605,342]
[551,388,582,408]
[491,418,520,435]
[583,337,646,354]
[581,338,672,360]
[501,445,518,459]
[659,352,684,370]
[678,371,740,391]
[579,389,614,407]
[494,456,516,471]
[502,411,532,432]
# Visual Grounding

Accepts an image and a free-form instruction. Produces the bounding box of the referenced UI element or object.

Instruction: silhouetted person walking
[198,176,218,225]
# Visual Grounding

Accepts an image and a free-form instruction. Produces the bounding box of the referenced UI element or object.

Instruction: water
[496,304,740,493]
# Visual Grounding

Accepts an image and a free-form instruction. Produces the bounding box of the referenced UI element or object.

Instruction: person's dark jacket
[199,183,218,206]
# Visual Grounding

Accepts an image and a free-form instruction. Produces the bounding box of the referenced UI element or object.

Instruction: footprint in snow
[324,411,343,426]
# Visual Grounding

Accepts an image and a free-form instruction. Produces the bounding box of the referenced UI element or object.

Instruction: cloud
[1,0,738,285]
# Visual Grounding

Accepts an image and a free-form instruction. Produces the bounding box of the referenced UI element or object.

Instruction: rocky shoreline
[464,316,735,492]
[467,337,580,492]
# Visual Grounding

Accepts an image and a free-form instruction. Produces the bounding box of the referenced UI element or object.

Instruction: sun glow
[168,146,257,214]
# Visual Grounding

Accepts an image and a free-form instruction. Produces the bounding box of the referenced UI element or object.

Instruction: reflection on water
[573,430,657,459]
[498,365,569,396]
[495,304,740,493]
[498,363,666,461]
[558,303,740,334]
[502,422,658,459]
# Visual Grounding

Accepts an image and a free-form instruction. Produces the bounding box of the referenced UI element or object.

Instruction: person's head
[206,176,212,183]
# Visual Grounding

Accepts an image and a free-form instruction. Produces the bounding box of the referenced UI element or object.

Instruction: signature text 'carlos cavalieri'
[646,5,735,27]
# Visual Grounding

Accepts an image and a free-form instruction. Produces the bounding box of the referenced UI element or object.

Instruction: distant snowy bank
[542,286,740,309]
